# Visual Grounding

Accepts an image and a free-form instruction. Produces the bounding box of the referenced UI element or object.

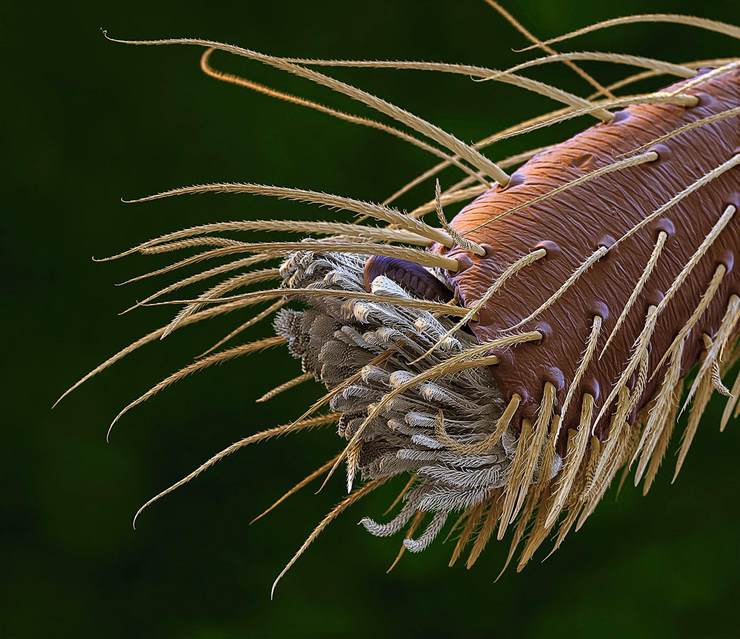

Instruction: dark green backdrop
[4,1,739,637]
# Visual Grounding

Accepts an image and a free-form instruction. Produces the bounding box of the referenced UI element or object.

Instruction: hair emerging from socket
[57,4,740,594]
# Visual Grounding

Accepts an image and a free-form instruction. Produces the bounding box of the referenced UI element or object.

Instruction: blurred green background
[3,0,739,637]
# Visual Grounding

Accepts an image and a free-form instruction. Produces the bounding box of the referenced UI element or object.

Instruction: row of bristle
[426,320,738,574]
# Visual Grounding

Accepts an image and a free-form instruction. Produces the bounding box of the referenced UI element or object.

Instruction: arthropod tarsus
[57,4,739,593]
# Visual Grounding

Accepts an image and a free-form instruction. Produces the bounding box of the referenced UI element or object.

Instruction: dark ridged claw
[363,256,452,302]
